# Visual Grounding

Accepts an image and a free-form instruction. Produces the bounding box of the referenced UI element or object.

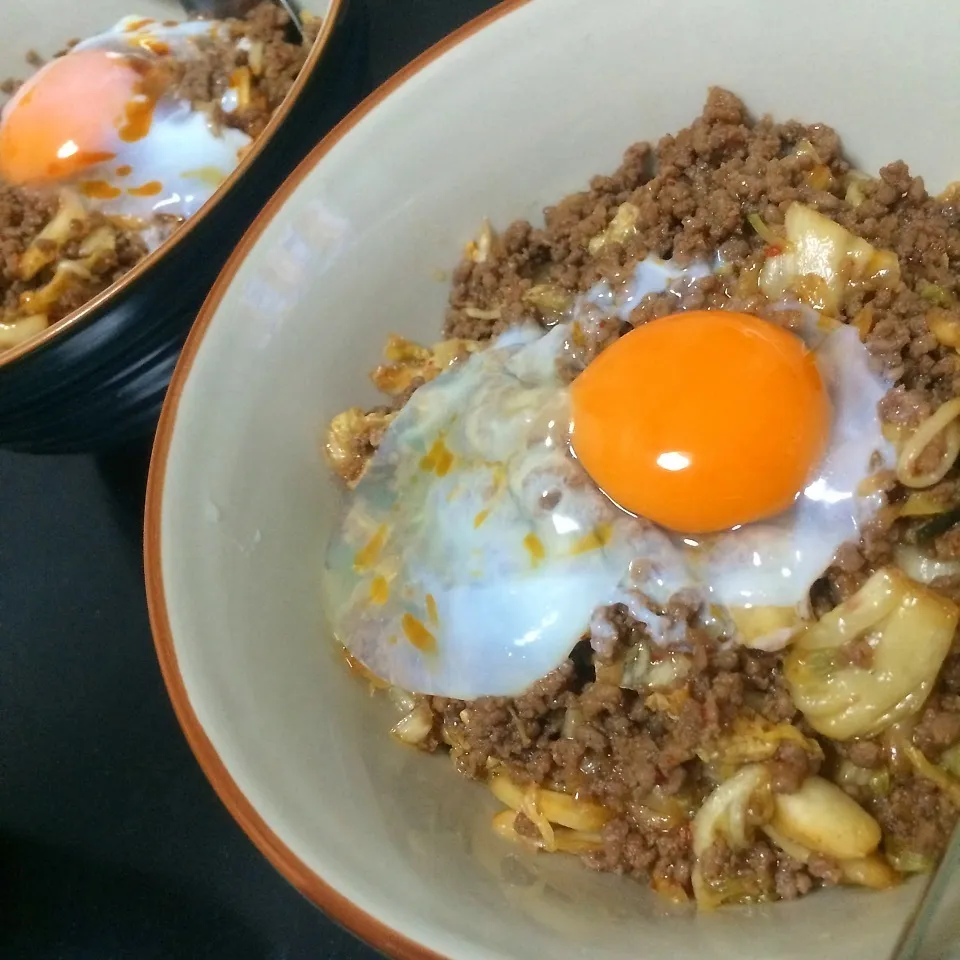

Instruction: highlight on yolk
[0,49,141,184]
[570,310,832,533]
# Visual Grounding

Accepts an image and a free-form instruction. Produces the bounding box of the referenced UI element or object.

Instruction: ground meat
[839,636,875,670]
[879,387,933,427]
[871,777,959,861]
[913,695,960,758]
[696,837,842,904]
[774,853,843,900]
[844,739,884,769]
[416,610,837,901]
[935,524,960,560]
[0,185,148,325]
[339,89,960,907]
[171,2,319,139]
[0,185,57,311]
[769,741,821,794]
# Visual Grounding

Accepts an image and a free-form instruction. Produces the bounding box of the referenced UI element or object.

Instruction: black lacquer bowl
[0,0,362,453]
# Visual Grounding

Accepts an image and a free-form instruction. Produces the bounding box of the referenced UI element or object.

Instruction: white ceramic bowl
[145,1,960,957]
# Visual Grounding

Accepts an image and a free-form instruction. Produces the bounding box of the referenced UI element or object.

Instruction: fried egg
[0,16,252,240]
[324,260,893,698]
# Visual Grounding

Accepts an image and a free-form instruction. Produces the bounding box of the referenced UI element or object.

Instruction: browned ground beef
[0,184,149,323]
[333,88,960,905]
[0,2,315,343]
[170,2,321,139]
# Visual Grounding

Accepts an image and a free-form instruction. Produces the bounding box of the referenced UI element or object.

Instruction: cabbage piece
[631,785,696,831]
[246,40,265,76]
[898,491,953,518]
[918,279,956,308]
[390,701,434,745]
[772,775,881,860]
[886,725,960,806]
[894,544,960,585]
[765,821,897,889]
[843,171,873,209]
[785,568,958,739]
[370,334,480,396]
[834,759,891,798]
[465,219,497,263]
[941,742,960,778]
[729,605,803,651]
[489,772,614,833]
[698,711,821,776]
[18,261,93,316]
[747,213,786,249]
[0,313,48,349]
[229,66,253,109]
[17,218,118,322]
[887,845,935,874]
[759,203,900,313]
[762,823,813,862]
[324,407,395,487]
[78,224,116,263]
[896,397,960,489]
[838,856,900,889]
[587,202,640,255]
[924,304,960,347]
[522,283,574,324]
[691,763,773,908]
[643,652,692,690]
[491,809,604,855]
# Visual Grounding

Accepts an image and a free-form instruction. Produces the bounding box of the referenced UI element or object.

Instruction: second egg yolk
[570,310,831,533]
[0,50,141,185]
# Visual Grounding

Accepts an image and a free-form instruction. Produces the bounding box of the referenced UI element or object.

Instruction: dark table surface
[0,1,499,956]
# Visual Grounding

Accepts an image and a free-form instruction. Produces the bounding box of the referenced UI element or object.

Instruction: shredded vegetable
[729,605,802,650]
[886,725,960,806]
[759,203,900,314]
[918,279,956,308]
[843,171,872,209]
[747,212,786,251]
[370,334,480,396]
[698,711,822,776]
[926,307,960,348]
[898,490,952,518]
[893,544,960,585]
[522,283,574,323]
[896,398,960,489]
[18,189,86,281]
[324,407,395,486]
[785,568,958,739]
[490,772,614,833]
[0,313,48,348]
[588,202,640,255]
[390,702,434,745]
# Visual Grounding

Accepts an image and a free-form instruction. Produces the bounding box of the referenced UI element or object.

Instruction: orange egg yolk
[570,310,832,533]
[0,50,143,185]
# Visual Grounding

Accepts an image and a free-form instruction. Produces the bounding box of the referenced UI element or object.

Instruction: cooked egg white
[324,260,893,698]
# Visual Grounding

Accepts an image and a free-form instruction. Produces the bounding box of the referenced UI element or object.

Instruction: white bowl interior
[159,0,960,956]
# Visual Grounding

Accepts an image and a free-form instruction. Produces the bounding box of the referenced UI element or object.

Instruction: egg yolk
[0,50,142,184]
[570,310,831,533]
